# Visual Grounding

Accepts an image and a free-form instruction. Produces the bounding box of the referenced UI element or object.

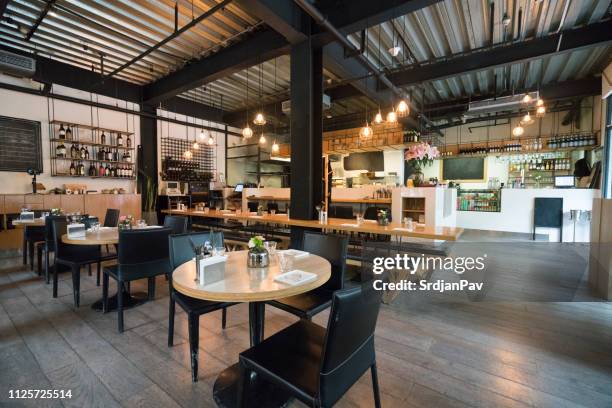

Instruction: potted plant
[118,215,133,230]
[404,141,440,186]
[247,235,269,268]
[377,209,390,226]
[141,175,158,226]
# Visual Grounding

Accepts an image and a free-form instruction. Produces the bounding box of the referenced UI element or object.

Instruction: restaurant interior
[1,0,611,407]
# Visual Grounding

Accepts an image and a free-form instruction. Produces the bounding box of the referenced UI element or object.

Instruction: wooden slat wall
[0,194,140,218]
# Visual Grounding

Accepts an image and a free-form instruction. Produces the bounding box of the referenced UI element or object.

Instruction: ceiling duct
[0,50,36,78]
[282,94,331,114]
[467,92,538,115]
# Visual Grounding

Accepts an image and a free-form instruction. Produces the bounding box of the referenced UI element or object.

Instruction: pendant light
[259,133,266,144]
[271,140,279,154]
[396,99,409,116]
[198,88,209,142]
[372,29,385,126]
[512,124,525,137]
[360,107,373,139]
[521,93,532,104]
[253,62,266,125]
[242,67,253,138]
[386,109,398,123]
[536,105,546,118]
[373,110,383,124]
[520,112,534,126]
[536,98,544,107]
[184,149,193,159]
[207,87,216,146]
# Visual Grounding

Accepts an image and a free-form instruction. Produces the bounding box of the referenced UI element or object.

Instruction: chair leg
[371,363,381,408]
[37,245,42,276]
[88,264,92,276]
[102,272,109,313]
[22,235,27,265]
[71,265,80,307]
[168,297,175,347]
[117,281,124,333]
[237,363,250,408]
[187,313,199,382]
[44,248,50,284]
[221,307,227,329]
[148,277,156,300]
[52,262,58,298]
[28,241,35,270]
[96,262,101,286]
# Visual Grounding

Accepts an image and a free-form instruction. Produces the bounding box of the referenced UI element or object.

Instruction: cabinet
[456,189,501,212]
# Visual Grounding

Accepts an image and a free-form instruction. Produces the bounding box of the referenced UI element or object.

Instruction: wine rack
[160,137,216,182]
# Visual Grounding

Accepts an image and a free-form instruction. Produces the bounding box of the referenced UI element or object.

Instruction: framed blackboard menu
[0,116,42,172]
[343,152,384,171]
[442,157,485,181]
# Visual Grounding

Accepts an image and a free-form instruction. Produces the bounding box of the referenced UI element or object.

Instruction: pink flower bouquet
[404,142,439,169]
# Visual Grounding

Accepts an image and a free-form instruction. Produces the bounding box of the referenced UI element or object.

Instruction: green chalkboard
[442,157,485,181]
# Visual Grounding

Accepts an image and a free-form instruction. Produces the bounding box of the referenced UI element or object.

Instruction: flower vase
[247,246,269,268]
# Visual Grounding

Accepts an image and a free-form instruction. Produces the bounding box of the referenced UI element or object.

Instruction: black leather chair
[103,209,120,227]
[267,202,279,213]
[163,215,188,234]
[52,219,115,307]
[247,201,259,212]
[23,210,47,272]
[239,286,382,408]
[266,232,348,320]
[331,205,354,219]
[102,227,172,333]
[39,215,65,284]
[363,206,392,221]
[168,232,237,382]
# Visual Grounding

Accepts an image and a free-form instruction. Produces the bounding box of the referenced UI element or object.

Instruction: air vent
[467,92,538,115]
[281,94,331,114]
[0,50,36,77]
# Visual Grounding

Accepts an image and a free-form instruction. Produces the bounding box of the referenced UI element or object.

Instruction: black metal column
[289,34,323,248]
[138,103,158,209]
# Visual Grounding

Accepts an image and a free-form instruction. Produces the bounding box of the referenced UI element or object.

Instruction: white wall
[330,150,403,185]
[0,76,140,194]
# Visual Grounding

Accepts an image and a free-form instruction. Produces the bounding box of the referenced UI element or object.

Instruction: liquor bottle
[56,142,65,158]
[66,126,73,140]
[126,135,131,148]
[97,147,103,161]
[113,149,118,162]
[117,133,123,147]
[58,124,66,139]
[99,163,105,177]
[124,150,131,162]
[101,131,106,145]
[79,161,85,176]
[84,147,89,160]
[106,148,113,161]
[88,163,96,177]
[80,145,87,159]
[69,161,76,176]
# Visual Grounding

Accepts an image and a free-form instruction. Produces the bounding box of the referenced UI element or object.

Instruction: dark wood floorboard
[0,237,611,408]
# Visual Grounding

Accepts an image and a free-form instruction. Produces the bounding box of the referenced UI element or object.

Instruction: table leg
[212,301,291,408]
[90,282,147,311]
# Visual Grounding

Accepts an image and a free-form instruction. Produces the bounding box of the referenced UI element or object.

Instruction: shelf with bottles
[50,121,135,150]
[439,131,599,158]
[52,159,135,179]
[507,157,572,173]
[456,189,501,212]
[53,141,134,164]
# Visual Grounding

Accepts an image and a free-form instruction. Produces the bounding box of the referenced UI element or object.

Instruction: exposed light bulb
[502,12,511,27]
[521,94,532,104]
[397,100,409,116]
[184,150,193,159]
[198,129,207,142]
[373,111,383,124]
[359,123,373,139]
[271,141,279,153]
[242,125,253,139]
[536,98,544,107]
[386,110,397,123]
[536,105,546,117]
[253,112,266,125]
[192,141,199,150]
[388,46,402,57]
[207,136,214,145]
[259,133,266,144]
[520,112,534,126]
[512,125,524,137]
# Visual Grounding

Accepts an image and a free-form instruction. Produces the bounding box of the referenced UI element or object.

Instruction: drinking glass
[137,219,146,228]
[264,241,277,255]
[213,245,226,257]
[90,221,100,232]
[270,208,276,215]
[277,252,294,273]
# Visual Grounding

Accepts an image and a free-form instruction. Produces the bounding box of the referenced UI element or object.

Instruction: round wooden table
[172,250,331,408]
[12,218,46,227]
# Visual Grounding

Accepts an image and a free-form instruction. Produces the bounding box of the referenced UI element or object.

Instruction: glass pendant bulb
[512,125,525,137]
[198,129,207,142]
[536,98,544,107]
[520,112,534,126]
[207,136,215,145]
[359,122,373,139]
[521,94,532,104]
[242,125,253,139]
[253,112,266,126]
[373,111,383,124]
[192,141,199,150]
[271,141,279,153]
[396,100,409,116]
[386,110,397,123]
[184,150,193,159]
[259,133,266,144]
[536,105,546,117]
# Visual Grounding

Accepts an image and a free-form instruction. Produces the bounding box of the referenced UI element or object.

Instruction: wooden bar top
[245,196,290,201]
[162,209,463,241]
[331,198,392,204]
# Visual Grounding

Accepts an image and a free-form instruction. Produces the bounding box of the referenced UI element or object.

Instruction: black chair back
[52,218,99,260]
[117,228,172,266]
[363,206,392,221]
[331,205,354,219]
[163,215,188,234]
[302,232,347,291]
[318,286,382,406]
[169,231,224,271]
[44,215,66,249]
[247,202,258,212]
[267,202,279,213]
[103,209,120,227]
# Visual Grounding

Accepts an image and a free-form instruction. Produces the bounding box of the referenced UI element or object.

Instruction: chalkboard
[0,116,42,172]
[343,152,384,171]
[534,197,563,241]
[442,157,485,181]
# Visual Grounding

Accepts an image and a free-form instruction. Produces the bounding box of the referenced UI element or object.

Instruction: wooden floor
[1,239,612,408]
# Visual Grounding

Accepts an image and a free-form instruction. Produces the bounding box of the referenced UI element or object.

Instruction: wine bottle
[58,124,66,139]
[66,126,73,140]
[80,145,86,159]
[56,142,65,158]
[99,163,105,177]
[85,147,89,160]
[126,135,131,148]
[101,131,106,145]
[88,163,96,177]
[117,133,123,147]
[69,161,76,176]
[106,148,112,161]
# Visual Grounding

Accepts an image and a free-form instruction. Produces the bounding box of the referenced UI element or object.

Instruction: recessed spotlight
[49,10,58,17]
[326,114,332,119]
[388,46,402,57]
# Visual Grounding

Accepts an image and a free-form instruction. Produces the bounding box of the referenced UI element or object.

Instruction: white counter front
[456,188,600,242]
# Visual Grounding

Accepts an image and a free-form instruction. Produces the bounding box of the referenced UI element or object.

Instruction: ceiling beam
[384,21,612,89]
[25,0,57,41]
[235,0,309,44]
[142,29,289,104]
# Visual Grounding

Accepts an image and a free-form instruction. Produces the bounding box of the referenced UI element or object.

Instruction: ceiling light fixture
[396,100,409,116]
[512,124,525,137]
[536,105,546,117]
[502,12,511,27]
[184,149,193,159]
[271,140,279,153]
[373,110,383,124]
[520,112,534,126]
[388,46,402,57]
[259,133,266,144]
[192,141,199,150]
[536,98,544,107]
[521,93,532,104]
[253,112,266,126]
[386,110,398,123]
